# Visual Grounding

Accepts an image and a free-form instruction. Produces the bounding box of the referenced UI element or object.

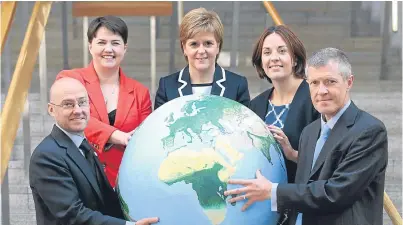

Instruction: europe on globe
[117,95,287,225]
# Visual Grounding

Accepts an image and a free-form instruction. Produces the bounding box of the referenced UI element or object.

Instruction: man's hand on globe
[134,217,159,225]
[224,170,272,211]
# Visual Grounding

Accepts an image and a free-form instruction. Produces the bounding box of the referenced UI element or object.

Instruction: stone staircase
[1,1,401,225]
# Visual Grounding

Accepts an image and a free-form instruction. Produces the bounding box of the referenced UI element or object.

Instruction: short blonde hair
[179,8,224,61]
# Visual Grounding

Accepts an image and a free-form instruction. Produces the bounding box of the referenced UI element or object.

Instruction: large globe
[117,95,287,225]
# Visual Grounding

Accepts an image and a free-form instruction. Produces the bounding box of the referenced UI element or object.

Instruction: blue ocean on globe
[117,94,287,225]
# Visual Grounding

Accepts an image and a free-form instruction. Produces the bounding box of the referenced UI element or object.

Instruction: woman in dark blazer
[154,8,250,110]
[249,25,320,183]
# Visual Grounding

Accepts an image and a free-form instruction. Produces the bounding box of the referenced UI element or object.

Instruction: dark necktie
[80,139,108,205]
[80,139,99,180]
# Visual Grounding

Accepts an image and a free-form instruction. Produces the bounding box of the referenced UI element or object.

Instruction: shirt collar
[321,99,351,130]
[55,123,85,148]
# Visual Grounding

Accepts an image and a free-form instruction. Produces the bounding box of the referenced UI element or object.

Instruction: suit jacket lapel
[310,102,358,177]
[51,126,105,204]
[83,62,109,124]
[211,64,226,97]
[177,66,192,97]
[114,69,135,128]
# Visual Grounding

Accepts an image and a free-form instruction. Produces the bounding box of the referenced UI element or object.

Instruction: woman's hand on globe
[268,125,298,163]
[134,217,159,225]
[108,130,133,146]
[224,170,272,211]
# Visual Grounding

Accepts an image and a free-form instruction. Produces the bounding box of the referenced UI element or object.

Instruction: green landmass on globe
[161,95,247,149]
[156,96,283,224]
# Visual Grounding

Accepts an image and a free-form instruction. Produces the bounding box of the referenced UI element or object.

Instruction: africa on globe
[117,95,287,225]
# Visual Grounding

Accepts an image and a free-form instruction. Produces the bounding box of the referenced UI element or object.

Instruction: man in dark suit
[224,48,388,225]
[29,77,159,225]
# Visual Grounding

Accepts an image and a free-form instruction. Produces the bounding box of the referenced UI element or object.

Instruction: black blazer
[277,102,388,225]
[154,64,250,110]
[249,80,320,183]
[29,125,126,225]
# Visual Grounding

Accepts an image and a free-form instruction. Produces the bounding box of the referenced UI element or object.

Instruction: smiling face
[48,78,90,134]
[307,61,354,120]
[89,26,127,70]
[182,31,220,73]
[261,33,294,82]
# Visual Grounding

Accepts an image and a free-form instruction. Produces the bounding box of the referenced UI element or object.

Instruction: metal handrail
[1,1,52,183]
[385,191,403,225]
[1,1,17,53]
[262,1,402,225]
[262,1,283,26]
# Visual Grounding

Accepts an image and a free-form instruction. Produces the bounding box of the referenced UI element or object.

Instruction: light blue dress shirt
[55,124,85,153]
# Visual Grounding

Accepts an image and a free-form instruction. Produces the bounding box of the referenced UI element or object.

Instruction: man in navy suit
[29,77,159,225]
[225,48,388,225]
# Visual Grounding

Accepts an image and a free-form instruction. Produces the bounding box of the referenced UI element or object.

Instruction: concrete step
[272,1,352,13]
[42,23,353,40]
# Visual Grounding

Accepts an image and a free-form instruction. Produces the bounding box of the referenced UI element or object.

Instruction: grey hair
[306,47,352,79]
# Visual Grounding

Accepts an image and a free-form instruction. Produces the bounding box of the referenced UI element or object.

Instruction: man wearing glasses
[29,77,159,225]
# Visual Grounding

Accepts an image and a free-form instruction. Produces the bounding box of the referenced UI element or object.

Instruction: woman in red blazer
[56,16,152,187]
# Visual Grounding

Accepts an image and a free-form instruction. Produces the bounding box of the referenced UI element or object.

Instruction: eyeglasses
[49,99,89,110]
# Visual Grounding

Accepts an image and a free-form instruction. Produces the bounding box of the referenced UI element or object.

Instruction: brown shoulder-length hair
[251,25,306,83]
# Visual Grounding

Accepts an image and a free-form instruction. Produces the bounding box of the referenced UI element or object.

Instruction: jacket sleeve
[237,76,251,107]
[139,88,152,123]
[85,117,117,152]
[29,150,126,225]
[56,70,117,151]
[154,77,168,110]
[277,124,388,214]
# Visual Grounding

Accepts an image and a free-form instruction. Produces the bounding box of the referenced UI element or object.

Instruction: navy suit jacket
[278,102,388,225]
[249,80,320,183]
[154,64,250,110]
[29,125,126,225]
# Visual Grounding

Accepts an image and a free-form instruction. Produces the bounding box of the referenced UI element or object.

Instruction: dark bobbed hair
[87,16,128,44]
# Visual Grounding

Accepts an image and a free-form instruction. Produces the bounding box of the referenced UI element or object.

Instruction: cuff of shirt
[271,183,278,212]
[126,222,136,225]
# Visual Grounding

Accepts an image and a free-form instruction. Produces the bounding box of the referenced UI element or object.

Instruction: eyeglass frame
[48,98,90,110]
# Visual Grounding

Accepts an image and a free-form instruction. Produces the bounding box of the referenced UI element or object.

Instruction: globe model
[117,94,287,225]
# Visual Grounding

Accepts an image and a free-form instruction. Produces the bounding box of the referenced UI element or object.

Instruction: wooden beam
[72,1,172,17]
[1,1,17,53]
[384,191,403,225]
[1,1,52,183]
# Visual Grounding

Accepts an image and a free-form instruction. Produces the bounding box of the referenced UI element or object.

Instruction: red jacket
[56,62,152,187]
